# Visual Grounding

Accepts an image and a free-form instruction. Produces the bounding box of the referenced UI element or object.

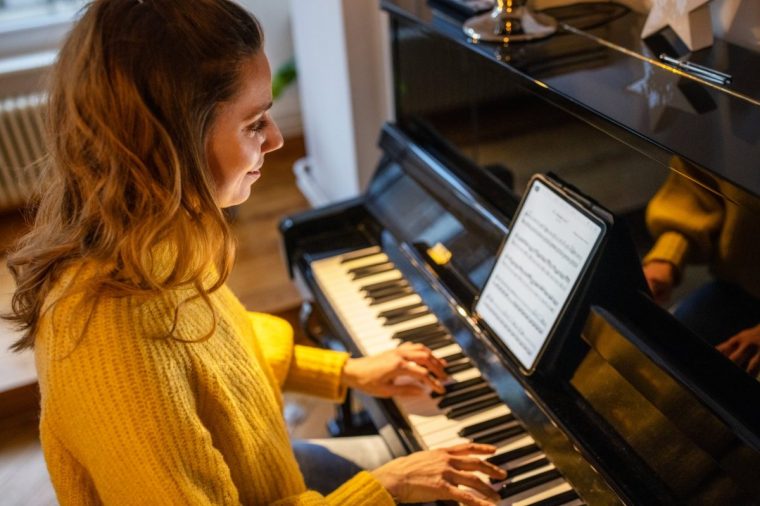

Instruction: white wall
[289,0,392,205]
[237,0,302,138]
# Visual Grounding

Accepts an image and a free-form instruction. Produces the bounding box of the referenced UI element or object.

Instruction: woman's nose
[263,119,284,154]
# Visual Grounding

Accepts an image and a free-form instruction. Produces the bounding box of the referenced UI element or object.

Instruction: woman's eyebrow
[243,101,273,121]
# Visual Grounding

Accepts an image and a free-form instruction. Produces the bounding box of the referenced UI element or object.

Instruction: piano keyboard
[312,246,584,506]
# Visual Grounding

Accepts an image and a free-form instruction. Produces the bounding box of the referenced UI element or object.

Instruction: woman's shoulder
[38,260,193,354]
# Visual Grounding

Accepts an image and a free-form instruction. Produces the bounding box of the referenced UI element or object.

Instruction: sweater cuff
[284,345,349,402]
[643,231,690,273]
[327,471,395,506]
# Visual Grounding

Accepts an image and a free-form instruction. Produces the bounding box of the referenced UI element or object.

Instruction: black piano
[280,2,760,504]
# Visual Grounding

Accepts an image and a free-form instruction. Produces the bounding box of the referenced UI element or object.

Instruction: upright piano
[280,2,760,504]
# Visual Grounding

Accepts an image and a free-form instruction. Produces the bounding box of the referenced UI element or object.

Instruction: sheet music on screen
[476,180,603,370]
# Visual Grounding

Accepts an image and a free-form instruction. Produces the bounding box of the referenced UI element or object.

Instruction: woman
[5,0,506,504]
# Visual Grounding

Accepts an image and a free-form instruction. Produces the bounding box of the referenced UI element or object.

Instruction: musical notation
[477,179,602,369]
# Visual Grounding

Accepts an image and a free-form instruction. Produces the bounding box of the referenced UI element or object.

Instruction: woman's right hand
[370,443,506,506]
[643,260,676,305]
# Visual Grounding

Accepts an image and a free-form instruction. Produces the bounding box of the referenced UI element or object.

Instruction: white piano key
[489,435,538,458]
[504,452,547,471]
[511,482,577,506]
[431,343,462,359]
[500,478,568,506]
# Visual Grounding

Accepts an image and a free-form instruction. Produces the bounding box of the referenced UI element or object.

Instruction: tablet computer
[474,174,609,374]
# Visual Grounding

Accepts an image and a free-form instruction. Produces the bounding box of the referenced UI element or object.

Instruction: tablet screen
[475,178,604,371]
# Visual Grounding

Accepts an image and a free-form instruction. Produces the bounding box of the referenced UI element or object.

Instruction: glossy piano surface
[382,0,760,201]
[281,124,760,505]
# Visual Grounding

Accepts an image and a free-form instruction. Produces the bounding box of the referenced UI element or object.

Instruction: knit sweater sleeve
[37,296,242,505]
[274,472,395,506]
[644,170,725,271]
[248,312,349,402]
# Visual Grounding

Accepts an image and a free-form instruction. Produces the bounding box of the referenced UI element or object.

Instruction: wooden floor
[0,136,328,505]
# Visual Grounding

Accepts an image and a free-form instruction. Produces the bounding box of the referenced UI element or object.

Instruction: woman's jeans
[292,435,393,495]
[673,280,760,346]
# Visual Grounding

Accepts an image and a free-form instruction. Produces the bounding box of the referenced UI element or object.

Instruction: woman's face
[206,52,283,208]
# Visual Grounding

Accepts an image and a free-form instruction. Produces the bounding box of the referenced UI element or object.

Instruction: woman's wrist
[340,358,360,389]
[370,466,402,503]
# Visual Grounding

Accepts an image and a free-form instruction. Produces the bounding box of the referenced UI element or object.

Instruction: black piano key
[473,425,525,445]
[487,444,540,466]
[446,393,502,419]
[432,376,486,398]
[440,351,466,363]
[393,323,442,340]
[348,260,392,274]
[444,376,486,393]
[491,457,551,484]
[383,309,431,326]
[405,332,451,347]
[364,282,410,298]
[524,489,579,506]
[378,302,425,319]
[368,288,415,306]
[425,337,455,351]
[351,263,396,280]
[360,277,405,292]
[437,385,494,409]
[459,413,515,437]
[499,469,562,499]
[340,248,382,263]
[397,329,448,343]
[444,361,473,375]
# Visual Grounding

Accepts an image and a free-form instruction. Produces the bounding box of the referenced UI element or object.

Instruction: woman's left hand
[716,324,760,376]
[341,342,449,398]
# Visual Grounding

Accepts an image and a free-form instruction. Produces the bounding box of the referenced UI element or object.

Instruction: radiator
[0,93,46,211]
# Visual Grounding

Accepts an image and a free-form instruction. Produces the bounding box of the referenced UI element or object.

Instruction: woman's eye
[245,119,267,136]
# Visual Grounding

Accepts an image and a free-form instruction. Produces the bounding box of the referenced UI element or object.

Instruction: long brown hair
[5,0,264,350]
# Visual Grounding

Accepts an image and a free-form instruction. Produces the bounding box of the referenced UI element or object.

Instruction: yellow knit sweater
[34,263,394,505]
[644,162,760,300]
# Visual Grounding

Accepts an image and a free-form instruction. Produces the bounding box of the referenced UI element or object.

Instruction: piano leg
[327,388,378,437]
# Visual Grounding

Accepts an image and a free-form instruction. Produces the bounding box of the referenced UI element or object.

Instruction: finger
[729,344,752,367]
[442,483,496,506]
[445,442,498,455]
[402,349,448,380]
[747,353,760,376]
[716,338,738,354]
[449,470,501,503]
[451,457,507,480]
[398,361,445,393]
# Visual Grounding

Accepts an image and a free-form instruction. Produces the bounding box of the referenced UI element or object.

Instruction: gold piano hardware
[427,242,452,266]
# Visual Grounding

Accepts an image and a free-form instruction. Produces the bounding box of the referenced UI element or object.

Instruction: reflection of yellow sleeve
[644,171,724,273]
[248,312,349,402]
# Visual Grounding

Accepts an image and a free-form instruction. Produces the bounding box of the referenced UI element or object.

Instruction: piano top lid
[381,0,760,200]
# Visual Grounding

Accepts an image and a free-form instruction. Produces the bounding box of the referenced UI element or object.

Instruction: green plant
[272,57,297,100]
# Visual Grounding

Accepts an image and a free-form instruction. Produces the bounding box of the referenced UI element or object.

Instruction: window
[0,0,83,59]
[0,0,81,27]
